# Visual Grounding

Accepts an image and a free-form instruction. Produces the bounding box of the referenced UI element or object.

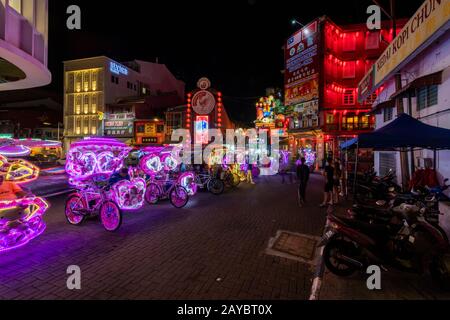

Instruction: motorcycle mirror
[388,187,395,192]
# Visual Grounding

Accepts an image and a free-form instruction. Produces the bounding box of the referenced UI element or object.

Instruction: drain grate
[266,231,321,265]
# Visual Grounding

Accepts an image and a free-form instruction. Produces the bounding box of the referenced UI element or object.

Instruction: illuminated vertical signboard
[195,116,209,145]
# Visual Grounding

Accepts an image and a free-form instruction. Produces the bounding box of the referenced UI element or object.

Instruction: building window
[91,71,98,91]
[343,61,356,79]
[365,31,380,50]
[326,113,335,124]
[343,89,356,105]
[91,94,97,114]
[384,107,393,122]
[75,96,82,115]
[417,85,438,111]
[83,95,89,114]
[365,93,378,105]
[111,76,115,83]
[343,33,356,52]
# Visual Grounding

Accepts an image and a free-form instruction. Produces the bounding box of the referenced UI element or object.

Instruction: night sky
[47,0,424,125]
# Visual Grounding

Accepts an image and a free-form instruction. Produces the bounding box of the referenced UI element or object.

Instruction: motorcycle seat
[335,214,392,241]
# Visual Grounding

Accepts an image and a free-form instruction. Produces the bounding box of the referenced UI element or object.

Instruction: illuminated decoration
[140,154,164,176]
[110,61,129,75]
[0,197,49,252]
[195,116,209,145]
[197,77,211,90]
[192,90,216,115]
[186,93,192,129]
[5,159,40,184]
[112,178,146,210]
[161,153,178,172]
[66,137,131,181]
[0,138,62,158]
[0,155,7,167]
[178,172,197,196]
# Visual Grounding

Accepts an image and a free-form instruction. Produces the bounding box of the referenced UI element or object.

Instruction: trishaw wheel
[208,179,224,195]
[65,195,86,226]
[145,183,160,205]
[100,201,122,232]
[170,186,189,209]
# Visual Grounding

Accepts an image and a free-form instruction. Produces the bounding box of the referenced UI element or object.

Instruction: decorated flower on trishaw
[0,156,48,252]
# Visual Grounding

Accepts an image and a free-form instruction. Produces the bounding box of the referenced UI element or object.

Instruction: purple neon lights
[112,178,146,210]
[0,197,49,252]
[66,138,131,182]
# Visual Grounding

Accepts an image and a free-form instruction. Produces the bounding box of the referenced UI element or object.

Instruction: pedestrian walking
[296,157,310,207]
[320,157,334,207]
[247,162,255,184]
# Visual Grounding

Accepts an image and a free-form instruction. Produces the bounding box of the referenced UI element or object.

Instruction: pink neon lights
[0,138,62,158]
[66,138,131,182]
[112,178,146,210]
[178,172,197,196]
[140,154,163,176]
[0,197,49,252]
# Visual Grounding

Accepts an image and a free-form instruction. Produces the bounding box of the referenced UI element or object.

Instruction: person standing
[296,157,310,207]
[320,158,334,207]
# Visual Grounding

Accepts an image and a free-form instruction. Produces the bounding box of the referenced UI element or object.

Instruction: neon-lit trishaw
[0,155,49,252]
[64,138,146,231]
[140,147,194,209]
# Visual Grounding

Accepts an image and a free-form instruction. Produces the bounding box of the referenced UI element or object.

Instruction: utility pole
[390,0,411,190]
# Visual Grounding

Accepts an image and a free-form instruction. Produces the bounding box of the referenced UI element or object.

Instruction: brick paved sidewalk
[0,174,328,300]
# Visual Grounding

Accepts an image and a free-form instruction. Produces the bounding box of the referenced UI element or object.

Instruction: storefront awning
[390,70,443,100]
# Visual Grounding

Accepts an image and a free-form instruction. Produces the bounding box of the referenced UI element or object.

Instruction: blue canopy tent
[341,113,450,150]
[340,113,450,194]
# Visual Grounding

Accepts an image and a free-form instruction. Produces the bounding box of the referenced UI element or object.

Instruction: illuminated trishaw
[140,147,192,209]
[64,138,146,231]
[0,155,49,252]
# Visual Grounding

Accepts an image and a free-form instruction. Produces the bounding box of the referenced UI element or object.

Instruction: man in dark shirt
[296,157,310,206]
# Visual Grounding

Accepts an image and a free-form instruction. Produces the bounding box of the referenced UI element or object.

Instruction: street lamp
[291,19,305,28]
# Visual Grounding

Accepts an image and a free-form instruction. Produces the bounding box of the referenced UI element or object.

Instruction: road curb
[39,189,74,198]
[309,217,330,300]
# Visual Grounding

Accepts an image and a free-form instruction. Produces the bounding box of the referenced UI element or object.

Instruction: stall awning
[340,113,450,150]
[390,70,443,100]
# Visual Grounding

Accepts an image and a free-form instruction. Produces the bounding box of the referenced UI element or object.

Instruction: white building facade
[373,23,450,186]
[0,0,50,90]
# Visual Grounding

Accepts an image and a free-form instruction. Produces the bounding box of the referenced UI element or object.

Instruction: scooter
[319,204,450,290]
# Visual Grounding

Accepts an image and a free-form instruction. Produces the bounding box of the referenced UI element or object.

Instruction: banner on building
[285,19,320,107]
[359,0,450,101]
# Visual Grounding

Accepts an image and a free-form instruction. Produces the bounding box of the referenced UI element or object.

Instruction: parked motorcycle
[320,204,450,290]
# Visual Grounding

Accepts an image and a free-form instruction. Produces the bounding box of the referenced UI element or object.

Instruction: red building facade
[285,16,405,163]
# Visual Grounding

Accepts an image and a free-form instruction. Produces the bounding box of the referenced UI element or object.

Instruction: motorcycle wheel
[65,195,86,226]
[145,183,161,205]
[207,179,224,195]
[430,255,450,291]
[323,238,359,277]
[169,186,189,209]
[100,201,122,232]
